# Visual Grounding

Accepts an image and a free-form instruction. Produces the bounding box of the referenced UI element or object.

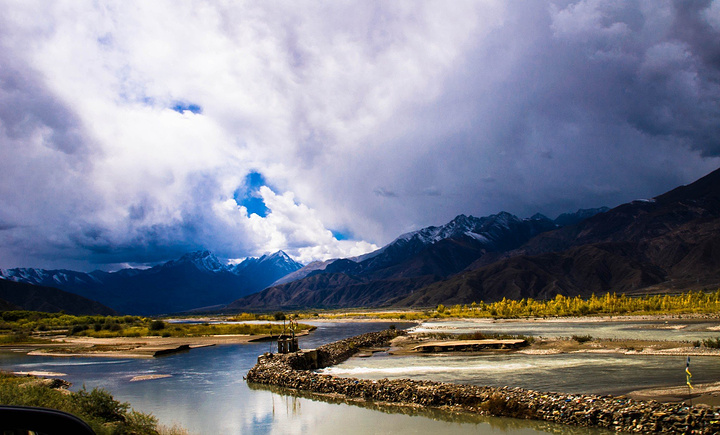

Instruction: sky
[1,0,720,271]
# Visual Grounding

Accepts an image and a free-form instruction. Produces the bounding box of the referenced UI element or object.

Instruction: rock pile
[246,329,720,434]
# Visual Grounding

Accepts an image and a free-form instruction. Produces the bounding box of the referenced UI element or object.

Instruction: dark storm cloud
[373,187,399,198]
[362,0,720,231]
[672,0,720,72]
[0,221,17,231]
[1,1,719,270]
[0,58,91,157]
[0,38,102,269]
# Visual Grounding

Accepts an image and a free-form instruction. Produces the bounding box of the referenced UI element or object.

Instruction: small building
[277,335,299,354]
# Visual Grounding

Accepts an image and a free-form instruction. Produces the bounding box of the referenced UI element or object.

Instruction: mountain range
[227,167,720,311]
[3,167,719,315]
[224,209,602,310]
[0,251,302,315]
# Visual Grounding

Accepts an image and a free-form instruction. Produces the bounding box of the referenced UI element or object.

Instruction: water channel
[1,318,717,434]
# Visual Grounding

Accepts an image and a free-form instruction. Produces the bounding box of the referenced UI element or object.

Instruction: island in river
[6,329,312,358]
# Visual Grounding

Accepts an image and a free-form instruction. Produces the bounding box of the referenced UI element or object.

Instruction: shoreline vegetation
[0,371,187,434]
[284,289,720,321]
[0,311,315,358]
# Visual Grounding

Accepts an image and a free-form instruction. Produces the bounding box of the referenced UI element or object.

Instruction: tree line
[435,290,720,318]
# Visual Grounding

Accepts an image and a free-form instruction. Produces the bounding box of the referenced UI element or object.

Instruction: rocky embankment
[246,329,720,434]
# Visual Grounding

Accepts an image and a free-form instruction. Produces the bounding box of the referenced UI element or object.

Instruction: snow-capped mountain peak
[258,250,291,264]
[170,250,225,272]
[394,212,521,246]
[357,211,559,267]
[0,268,51,284]
[230,250,302,276]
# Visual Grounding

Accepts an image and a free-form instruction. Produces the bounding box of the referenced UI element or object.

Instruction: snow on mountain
[339,213,557,274]
[386,212,554,251]
[230,250,302,276]
[261,251,304,275]
[164,250,226,273]
[0,267,100,287]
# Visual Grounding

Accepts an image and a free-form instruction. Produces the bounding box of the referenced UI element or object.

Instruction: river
[2,318,716,434]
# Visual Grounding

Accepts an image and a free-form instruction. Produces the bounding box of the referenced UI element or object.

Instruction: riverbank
[629,382,720,407]
[7,312,720,358]
[389,333,720,358]
[0,371,187,434]
[246,329,720,434]
[4,331,309,358]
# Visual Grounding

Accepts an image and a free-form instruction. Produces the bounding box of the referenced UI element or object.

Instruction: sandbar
[13,333,306,359]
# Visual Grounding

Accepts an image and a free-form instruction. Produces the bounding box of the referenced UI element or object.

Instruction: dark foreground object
[246,329,720,434]
[0,405,95,434]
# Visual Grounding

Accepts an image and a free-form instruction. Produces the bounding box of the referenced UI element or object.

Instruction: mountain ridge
[396,167,720,307]
[0,250,303,315]
[225,210,593,311]
[227,167,720,311]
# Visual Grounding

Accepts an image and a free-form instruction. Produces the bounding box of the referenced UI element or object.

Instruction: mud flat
[629,382,720,407]
[130,374,173,382]
[385,333,720,361]
[17,334,285,358]
[246,329,720,434]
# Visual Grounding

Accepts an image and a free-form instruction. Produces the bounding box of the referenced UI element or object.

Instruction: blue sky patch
[331,230,350,241]
[235,171,270,217]
[172,102,202,114]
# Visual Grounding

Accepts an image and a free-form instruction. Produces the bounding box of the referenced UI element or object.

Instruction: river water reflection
[2,318,713,434]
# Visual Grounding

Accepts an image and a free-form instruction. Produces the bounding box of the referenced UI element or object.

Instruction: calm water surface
[3,319,709,434]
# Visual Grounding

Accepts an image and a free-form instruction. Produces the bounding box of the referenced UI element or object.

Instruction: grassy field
[0,311,314,343]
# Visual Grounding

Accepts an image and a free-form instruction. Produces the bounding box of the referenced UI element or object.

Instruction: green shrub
[702,337,720,348]
[72,387,127,422]
[0,332,29,344]
[149,320,165,331]
[0,373,165,434]
[70,325,88,334]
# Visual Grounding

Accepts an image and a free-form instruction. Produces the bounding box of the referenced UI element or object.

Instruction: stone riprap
[246,329,720,434]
